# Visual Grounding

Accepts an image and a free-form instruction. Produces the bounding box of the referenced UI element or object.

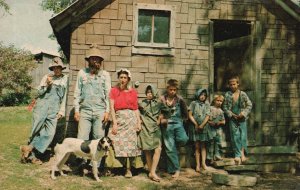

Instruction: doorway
[212,20,257,146]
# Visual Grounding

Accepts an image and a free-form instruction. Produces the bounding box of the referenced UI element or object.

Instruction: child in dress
[188,88,211,172]
[223,76,252,164]
[139,85,162,182]
[207,95,226,161]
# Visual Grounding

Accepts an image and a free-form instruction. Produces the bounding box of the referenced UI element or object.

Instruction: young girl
[188,88,211,172]
[223,76,252,164]
[138,85,162,182]
[207,95,226,161]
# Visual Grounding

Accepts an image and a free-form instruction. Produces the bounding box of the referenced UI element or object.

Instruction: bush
[0,91,32,106]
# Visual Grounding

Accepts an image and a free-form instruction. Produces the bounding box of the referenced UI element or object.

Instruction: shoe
[30,158,43,165]
[20,145,32,163]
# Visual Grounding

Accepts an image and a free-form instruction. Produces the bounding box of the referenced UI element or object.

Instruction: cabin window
[133,4,176,56]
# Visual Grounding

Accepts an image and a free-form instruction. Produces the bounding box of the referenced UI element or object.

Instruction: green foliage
[40,0,76,14]
[0,43,35,106]
[0,0,10,13]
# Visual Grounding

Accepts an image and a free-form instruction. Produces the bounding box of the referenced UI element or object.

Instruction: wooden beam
[213,36,251,48]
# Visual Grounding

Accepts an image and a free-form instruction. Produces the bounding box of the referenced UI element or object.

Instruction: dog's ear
[97,138,104,151]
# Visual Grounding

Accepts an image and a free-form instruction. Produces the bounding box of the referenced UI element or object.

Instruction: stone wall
[65,0,300,146]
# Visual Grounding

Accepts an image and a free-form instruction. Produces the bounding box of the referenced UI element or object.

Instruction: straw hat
[49,57,66,71]
[85,44,104,61]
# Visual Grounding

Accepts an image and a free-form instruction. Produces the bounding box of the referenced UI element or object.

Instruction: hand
[56,114,62,120]
[237,114,245,120]
[208,121,215,127]
[74,112,80,122]
[46,75,53,86]
[136,122,141,132]
[196,125,203,132]
[112,123,118,135]
[102,112,109,123]
[232,114,239,120]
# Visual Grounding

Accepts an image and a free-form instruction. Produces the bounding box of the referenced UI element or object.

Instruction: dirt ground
[43,156,300,190]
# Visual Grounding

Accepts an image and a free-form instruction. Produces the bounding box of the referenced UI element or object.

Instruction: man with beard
[74,45,111,140]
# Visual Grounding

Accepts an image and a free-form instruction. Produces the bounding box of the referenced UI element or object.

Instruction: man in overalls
[74,45,111,140]
[20,57,68,164]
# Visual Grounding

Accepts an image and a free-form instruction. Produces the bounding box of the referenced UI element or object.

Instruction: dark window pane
[153,11,170,43]
[138,10,152,43]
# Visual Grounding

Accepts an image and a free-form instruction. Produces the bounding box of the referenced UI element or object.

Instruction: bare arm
[110,99,118,135]
[134,109,141,132]
[188,111,198,127]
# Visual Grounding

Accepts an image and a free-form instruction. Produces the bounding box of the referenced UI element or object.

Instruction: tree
[0,0,10,14]
[40,0,76,14]
[0,43,35,97]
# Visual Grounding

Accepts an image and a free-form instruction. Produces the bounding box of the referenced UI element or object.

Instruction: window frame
[132,3,176,56]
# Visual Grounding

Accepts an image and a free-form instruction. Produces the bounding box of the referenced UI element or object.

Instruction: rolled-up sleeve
[73,70,83,113]
[58,75,69,117]
[37,74,49,96]
[241,91,252,118]
[102,71,111,113]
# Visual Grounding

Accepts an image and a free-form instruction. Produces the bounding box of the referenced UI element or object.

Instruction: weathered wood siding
[65,0,300,146]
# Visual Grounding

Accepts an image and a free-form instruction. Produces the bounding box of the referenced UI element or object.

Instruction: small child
[223,76,252,164]
[138,85,162,182]
[207,95,226,161]
[188,88,211,172]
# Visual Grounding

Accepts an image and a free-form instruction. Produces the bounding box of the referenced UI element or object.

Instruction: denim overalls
[30,74,68,153]
[161,99,188,173]
[76,69,108,140]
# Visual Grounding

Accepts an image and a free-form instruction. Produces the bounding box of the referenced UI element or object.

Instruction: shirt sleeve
[205,103,211,116]
[223,92,233,118]
[58,75,68,117]
[241,91,252,118]
[131,89,138,110]
[102,71,111,113]
[37,74,49,96]
[73,70,83,113]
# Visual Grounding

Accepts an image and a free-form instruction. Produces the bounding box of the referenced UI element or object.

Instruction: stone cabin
[50,0,300,154]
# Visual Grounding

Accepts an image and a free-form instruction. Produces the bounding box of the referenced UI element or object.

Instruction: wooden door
[210,20,259,146]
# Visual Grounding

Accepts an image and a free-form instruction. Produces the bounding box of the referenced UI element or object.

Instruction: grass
[0,107,163,190]
[1,107,299,190]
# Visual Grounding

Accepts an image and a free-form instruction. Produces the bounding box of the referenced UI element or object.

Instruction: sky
[0,0,59,56]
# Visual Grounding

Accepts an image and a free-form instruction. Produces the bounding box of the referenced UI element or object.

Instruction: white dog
[51,136,112,182]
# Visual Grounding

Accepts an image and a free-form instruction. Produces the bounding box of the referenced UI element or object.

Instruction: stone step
[224,162,297,173]
[214,155,298,167]
[212,173,257,187]
[247,146,298,154]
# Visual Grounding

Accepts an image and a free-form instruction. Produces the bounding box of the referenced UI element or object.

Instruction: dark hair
[167,79,179,89]
[228,75,240,84]
[117,70,130,80]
